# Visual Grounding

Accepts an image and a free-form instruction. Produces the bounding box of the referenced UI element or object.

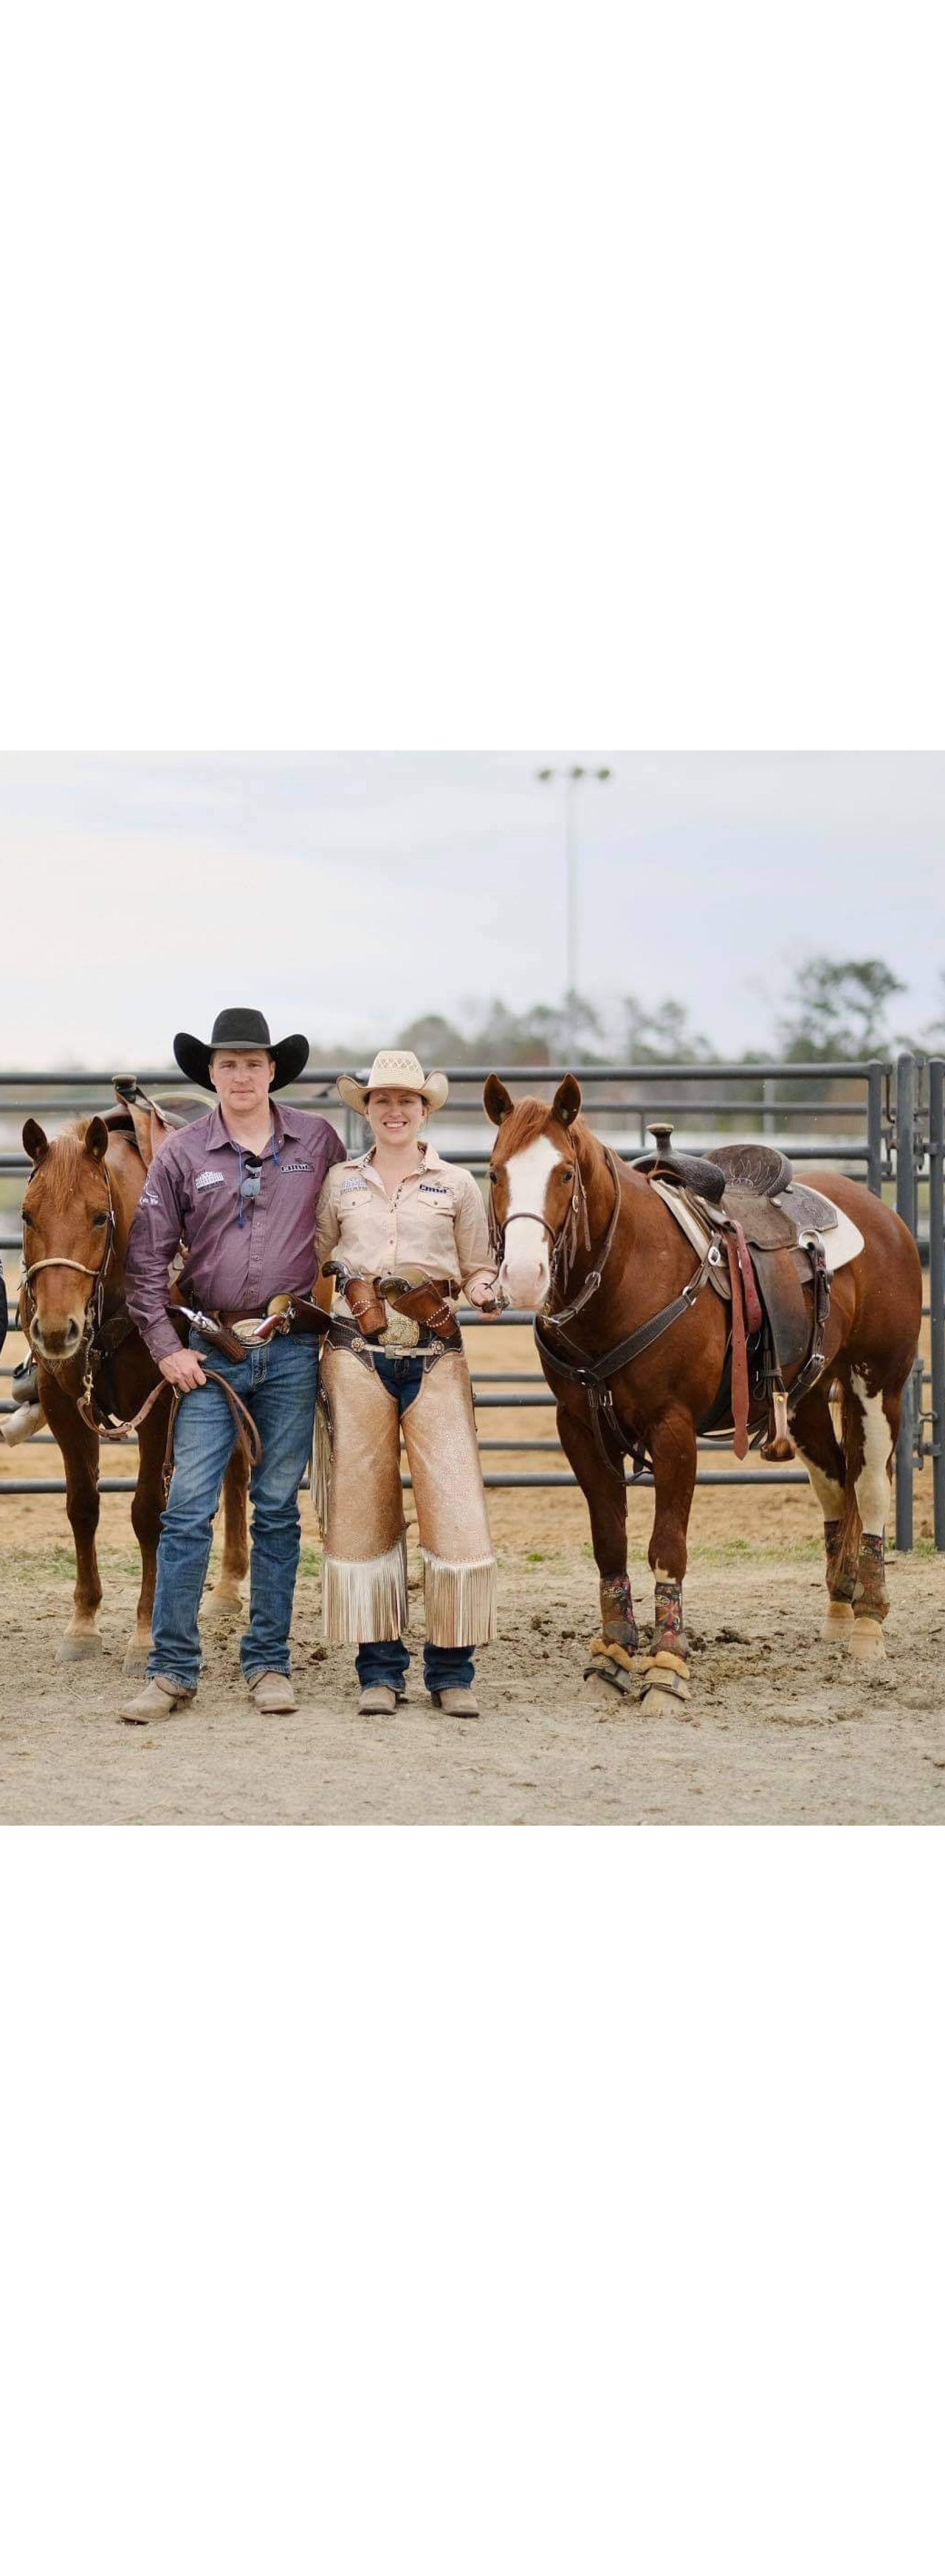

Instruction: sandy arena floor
[2,1503,944,1825]
[2,1312,943,1825]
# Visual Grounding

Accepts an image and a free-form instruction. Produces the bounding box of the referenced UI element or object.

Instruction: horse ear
[552,1076,582,1128]
[85,1117,109,1163]
[22,1120,49,1165]
[484,1075,514,1127]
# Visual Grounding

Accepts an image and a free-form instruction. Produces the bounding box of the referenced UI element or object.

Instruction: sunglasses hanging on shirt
[237,1151,262,1227]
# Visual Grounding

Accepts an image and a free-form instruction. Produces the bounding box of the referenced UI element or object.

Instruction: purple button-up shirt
[125,1100,346,1363]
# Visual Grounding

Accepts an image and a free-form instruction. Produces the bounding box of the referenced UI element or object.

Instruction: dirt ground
[2,1502,944,1825]
[3,1313,943,1826]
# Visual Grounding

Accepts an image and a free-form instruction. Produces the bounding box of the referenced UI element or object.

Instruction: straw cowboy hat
[336,1050,449,1117]
[174,1008,310,1092]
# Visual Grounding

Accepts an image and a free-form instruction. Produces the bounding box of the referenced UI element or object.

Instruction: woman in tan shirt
[313,1051,499,1717]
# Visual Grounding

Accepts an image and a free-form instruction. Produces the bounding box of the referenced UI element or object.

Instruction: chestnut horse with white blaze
[485,1077,922,1716]
[19,1115,249,1672]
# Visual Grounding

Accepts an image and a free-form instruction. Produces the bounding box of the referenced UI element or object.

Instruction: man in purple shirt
[121,1007,346,1724]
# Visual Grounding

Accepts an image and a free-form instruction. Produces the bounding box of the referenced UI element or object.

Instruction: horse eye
[92,1212,108,1227]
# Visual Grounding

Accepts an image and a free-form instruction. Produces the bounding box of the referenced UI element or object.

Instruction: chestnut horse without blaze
[19,1115,249,1672]
[485,1077,922,1716]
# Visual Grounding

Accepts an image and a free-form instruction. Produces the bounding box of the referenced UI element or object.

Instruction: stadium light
[536,764,612,1050]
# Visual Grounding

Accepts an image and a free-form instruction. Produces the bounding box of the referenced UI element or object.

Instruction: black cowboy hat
[173,1008,310,1093]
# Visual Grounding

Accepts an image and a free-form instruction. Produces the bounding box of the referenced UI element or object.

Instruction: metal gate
[2,1054,942,1546]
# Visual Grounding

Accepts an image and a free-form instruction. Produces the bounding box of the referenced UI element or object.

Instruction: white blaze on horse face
[850,1370,892,1536]
[498,1136,561,1307]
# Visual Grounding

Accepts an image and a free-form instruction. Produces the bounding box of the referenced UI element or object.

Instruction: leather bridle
[490,1144,623,1325]
[491,1136,725,1483]
[19,1165,134,1431]
[21,1165,117,1350]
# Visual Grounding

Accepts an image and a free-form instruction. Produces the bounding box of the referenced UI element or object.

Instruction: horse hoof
[849,1617,887,1661]
[121,1642,151,1678]
[203,1589,243,1626]
[823,1601,855,1640]
[639,1683,683,1718]
[56,1632,103,1663]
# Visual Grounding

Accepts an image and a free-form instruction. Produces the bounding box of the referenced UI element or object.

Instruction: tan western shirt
[315,1140,491,1308]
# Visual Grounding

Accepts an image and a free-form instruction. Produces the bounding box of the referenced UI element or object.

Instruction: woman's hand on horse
[159,1350,207,1390]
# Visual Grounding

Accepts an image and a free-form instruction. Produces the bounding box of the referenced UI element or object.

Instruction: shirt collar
[355,1137,444,1184]
[204,1097,293,1153]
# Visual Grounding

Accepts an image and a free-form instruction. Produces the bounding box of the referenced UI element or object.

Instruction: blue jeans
[148,1329,318,1691]
[355,1352,475,1695]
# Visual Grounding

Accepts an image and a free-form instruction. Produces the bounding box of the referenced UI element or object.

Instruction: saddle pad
[649,1176,864,1277]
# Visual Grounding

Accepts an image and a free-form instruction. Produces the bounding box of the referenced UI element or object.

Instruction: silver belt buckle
[232,1315,266,1343]
[379,1309,421,1352]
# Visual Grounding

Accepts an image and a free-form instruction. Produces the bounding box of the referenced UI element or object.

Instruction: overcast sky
[0,751,942,1069]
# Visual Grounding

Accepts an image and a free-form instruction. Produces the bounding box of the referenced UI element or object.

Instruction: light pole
[536,763,612,1053]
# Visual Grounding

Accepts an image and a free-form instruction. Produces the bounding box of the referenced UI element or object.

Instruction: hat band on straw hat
[336,1050,449,1117]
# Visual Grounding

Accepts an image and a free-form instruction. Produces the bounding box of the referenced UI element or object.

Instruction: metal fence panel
[2,1054,935,1542]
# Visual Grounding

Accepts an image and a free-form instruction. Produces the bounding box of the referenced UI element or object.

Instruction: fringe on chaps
[321,1536,409,1645]
[316,1339,497,1649]
[420,1550,497,1649]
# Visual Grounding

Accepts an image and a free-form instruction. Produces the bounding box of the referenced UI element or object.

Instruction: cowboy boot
[120,1676,196,1724]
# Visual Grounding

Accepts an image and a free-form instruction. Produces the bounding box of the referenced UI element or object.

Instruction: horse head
[484,1074,584,1310]
[20,1117,115,1362]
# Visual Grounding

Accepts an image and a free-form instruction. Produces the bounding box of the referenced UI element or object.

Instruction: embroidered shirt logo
[340,1176,370,1193]
[419,1181,450,1197]
[196,1168,226,1190]
[281,1160,313,1174]
[141,1189,160,1207]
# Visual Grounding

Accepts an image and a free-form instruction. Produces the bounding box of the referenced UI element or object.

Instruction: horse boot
[639,1579,692,1717]
[584,1573,641,1700]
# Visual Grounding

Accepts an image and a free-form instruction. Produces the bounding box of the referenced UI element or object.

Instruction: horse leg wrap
[652,1578,688,1660]
[598,1572,639,1647]
[824,1518,856,1605]
[855,1515,891,1638]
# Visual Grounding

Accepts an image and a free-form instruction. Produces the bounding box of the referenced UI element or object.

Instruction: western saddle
[633,1125,836,1459]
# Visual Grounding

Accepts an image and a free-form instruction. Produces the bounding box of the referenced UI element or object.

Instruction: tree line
[308,957,945,1070]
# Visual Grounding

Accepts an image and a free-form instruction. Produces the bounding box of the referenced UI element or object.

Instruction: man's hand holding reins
[160,1349,207,1391]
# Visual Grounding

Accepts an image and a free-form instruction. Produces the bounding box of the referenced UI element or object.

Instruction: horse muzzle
[29,1311,84,1359]
[499,1249,550,1312]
